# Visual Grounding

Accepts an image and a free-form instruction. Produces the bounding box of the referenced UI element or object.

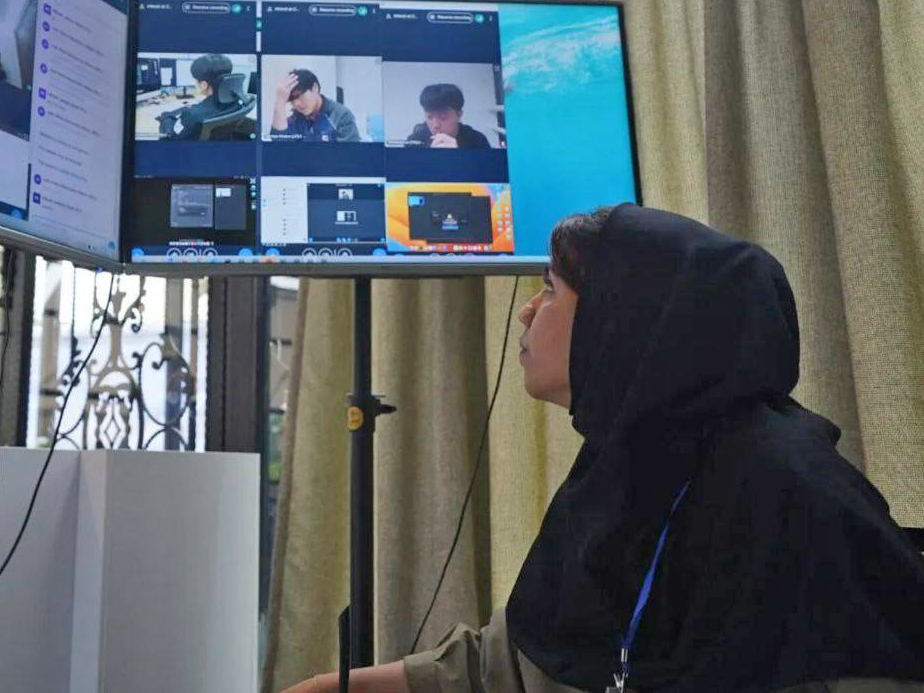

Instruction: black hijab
[506,204,924,692]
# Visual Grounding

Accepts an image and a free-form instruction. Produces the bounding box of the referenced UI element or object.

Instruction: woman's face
[518,267,579,408]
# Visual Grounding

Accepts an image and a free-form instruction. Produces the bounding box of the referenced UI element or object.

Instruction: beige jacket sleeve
[402,607,586,693]
[403,608,924,693]
[779,681,924,693]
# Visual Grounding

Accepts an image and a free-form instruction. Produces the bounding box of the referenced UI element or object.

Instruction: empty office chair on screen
[199,72,257,141]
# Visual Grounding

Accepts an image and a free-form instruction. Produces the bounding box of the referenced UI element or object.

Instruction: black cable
[0,250,16,394]
[408,276,520,655]
[0,271,115,578]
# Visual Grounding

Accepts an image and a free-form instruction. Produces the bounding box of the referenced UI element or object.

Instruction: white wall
[0,448,259,693]
[83,450,259,693]
[0,449,81,693]
[383,61,502,147]
[337,55,383,141]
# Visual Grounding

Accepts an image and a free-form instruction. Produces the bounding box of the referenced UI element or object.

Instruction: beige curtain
[262,2,924,690]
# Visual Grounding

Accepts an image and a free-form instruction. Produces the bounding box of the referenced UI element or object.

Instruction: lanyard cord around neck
[608,479,692,693]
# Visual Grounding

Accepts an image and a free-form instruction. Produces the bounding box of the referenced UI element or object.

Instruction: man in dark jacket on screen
[406,83,491,149]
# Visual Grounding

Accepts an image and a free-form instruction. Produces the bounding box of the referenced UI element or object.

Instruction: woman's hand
[280,673,340,693]
[280,662,409,693]
[279,675,320,693]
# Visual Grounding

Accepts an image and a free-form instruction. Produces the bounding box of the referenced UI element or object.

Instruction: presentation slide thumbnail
[260,176,385,247]
[128,176,257,249]
[385,182,513,254]
[169,182,248,232]
[306,182,385,242]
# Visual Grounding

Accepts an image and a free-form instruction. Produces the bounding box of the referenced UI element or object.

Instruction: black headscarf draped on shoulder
[506,204,924,692]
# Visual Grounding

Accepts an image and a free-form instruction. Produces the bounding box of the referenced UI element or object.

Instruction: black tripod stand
[339,276,395,691]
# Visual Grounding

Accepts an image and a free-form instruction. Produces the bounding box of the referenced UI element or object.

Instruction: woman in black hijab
[284,204,924,693]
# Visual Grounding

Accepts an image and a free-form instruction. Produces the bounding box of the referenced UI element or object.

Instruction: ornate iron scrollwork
[46,270,200,451]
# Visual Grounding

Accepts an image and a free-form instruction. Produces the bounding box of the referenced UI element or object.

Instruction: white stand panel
[0,448,81,693]
[0,448,259,693]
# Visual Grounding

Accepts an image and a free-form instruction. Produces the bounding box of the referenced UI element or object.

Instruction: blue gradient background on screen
[499,3,637,258]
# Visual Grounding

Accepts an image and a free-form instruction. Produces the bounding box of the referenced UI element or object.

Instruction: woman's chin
[522,375,546,403]
[521,373,536,399]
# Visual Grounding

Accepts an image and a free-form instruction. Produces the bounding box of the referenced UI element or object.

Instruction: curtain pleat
[261,281,352,692]
[371,278,493,664]
[703,0,865,465]
[801,0,924,523]
[625,0,707,218]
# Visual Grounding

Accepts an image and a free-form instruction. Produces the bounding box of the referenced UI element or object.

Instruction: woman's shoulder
[708,399,877,505]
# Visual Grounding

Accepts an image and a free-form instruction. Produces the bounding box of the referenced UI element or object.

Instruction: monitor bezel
[0,224,123,272]
[3,0,640,277]
[124,0,641,277]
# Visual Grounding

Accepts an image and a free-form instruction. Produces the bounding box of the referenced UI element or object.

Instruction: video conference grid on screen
[0,0,636,269]
[129,0,638,265]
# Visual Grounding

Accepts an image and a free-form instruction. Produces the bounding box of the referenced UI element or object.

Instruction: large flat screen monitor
[126,0,639,274]
[0,0,637,275]
[0,0,128,269]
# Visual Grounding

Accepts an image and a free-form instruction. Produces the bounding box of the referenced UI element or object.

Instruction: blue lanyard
[609,480,692,693]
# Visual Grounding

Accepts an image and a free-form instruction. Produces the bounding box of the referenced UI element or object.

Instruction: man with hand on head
[406,83,491,149]
[270,69,361,142]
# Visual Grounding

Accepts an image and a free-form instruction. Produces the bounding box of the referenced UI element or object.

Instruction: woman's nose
[518,299,536,327]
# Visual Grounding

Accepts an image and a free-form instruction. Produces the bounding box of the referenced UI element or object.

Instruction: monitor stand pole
[340,277,395,691]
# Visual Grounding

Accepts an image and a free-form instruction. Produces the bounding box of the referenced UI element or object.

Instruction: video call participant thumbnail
[159,54,247,141]
[406,83,490,149]
[270,69,360,142]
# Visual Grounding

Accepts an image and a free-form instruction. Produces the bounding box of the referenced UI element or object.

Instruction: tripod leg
[339,605,351,692]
